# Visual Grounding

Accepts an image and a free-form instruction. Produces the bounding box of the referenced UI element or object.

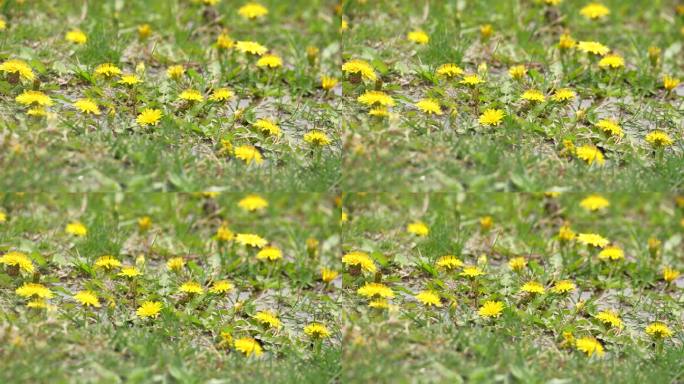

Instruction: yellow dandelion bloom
[436,63,464,78]
[210,280,234,294]
[508,65,527,79]
[552,280,576,293]
[407,221,429,236]
[94,255,121,270]
[65,29,87,44]
[167,257,185,271]
[321,76,338,91]
[663,76,680,91]
[136,301,162,319]
[65,221,87,236]
[210,88,234,102]
[576,336,604,357]
[595,119,623,137]
[580,3,610,20]
[179,281,203,294]
[234,145,264,165]
[321,268,339,283]
[0,251,34,273]
[407,29,429,44]
[521,89,545,102]
[16,283,53,299]
[357,282,394,298]
[598,54,624,69]
[480,24,493,39]
[460,74,484,86]
[234,337,263,357]
[117,266,142,278]
[575,145,605,165]
[436,255,463,271]
[577,41,610,56]
[179,89,204,102]
[73,98,101,115]
[559,224,576,241]
[662,267,680,283]
[254,311,281,329]
[167,65,185,79]
[508,257,527,271]
[342,251,376,273]
[478,300,504,318]
[479,109,505,126]
[559,33,576,49]
[94,63,121,78]
[598,246,624,261]
[238,3,268,19]
[460,266,485,278]
[342,59,376,81]
[520,281,545,294]
[645,322,673,338]
[645,131,674,147]
[16,90,53,106]
[236,233,268,248]
[552,88,576,102]
[577,233,609,248]
[253,119,281,136]
[119,74,142,86]
[74,290,100,307]
[304,323,331,339]
[256,246,282,261]
[580,194,610,211]
[235,40,268,55]
[216,32,234,49]
[415,290,442,307]
[256,54,282,69]
[136,108,162,127]
[304,130,332,146]
[357,90,395,107]
[595,310,622,328]
[415,98,443,115]
[0,59,36,81]
[239,194,268,211]
[138,216,152,232]
[138,24,152,39]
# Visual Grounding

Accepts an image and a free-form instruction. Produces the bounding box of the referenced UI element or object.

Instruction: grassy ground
[0,193,341,382]
[341,0,684,191]
[340,193,684,382]
[0,0,340,191]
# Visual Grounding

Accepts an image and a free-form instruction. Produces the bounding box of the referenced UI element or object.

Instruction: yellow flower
[0,251,34,273]
[179,89,204,102]
[508,257,527,271]
[478,300,504,318]
[234,337,263,357]
[256,54,282,69]
[253,119,281,136]
[521,89,545,103]
[598,54,624,69]
[0,59,35,81]
[0,19,5,31]
[136,108,162,127]
[304,131,332,146]
[256,246,282,261]
[577,233,609,248]
[576,336,604,357]
[234,145,264,165]
[552,280,576,293]
[436,63,464,78]
[216,32,234,49]
[663,267,680,283]
[552,88,576,102]
[0,211,6,222]
[236,233,268,248]
[138,216,152,231]
[645,131,674,147]
[357,90,395,107]
[73,98,101,115]
[595,310,622,328]
[215,223,234,241]
[577,41,610,56]
[508,65,527,79]
[575,145,605,166]
[645,322,673,338]
[342,59,376,81]
[321,76,338,91]
[369,299,390,309]
[580,194,610,211]
[436,255,463,271]
[342,251,376,273]
[16,90,53,106]
[117,266,142,278]
[480,24,493,39]
[580,3,610,20]
[210,280,234,294]
[340,19,349,32]
[558,224,576,241]
[254,311,281,329]
[136,301,162,319]
[118,74,142,86]
[407,29,429,44]
[66,221,87,236]
[167,65,185,79]
[415,290,442,307]
[559,33,576,49]
[357,282,394,298]
[479,109,505,126]
[460,266,485,278]
[415,98,442,115]
[210,88,234,102]
[460,74,484,86]
[167,257,185,271]
[239,194,268,211]
[663,76,680,91]
[137,24,152,39]
[74,290,101,307]
[304,323,331,339]
[598,245,624,261]
[520,281,545,294]
[65,29,87,44]
[238,2,268,19]
[94,255,121,270]
[321,268,339,283]
[16,283,53,298]
[179,281,203,294]
[94,63,122,78]
[407,221,429,236]
[235,40,268,55]
[595,119,623,137]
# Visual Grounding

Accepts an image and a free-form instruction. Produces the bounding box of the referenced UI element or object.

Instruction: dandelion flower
[321,268,338,283]
[415,98,443,115]
[575,145,605,165]
[234,145,264,165]
[304,323,331,339]
[179,281,203,294]
[508,257,527,271]
[521,89,545,103]
[74,290,100,307]
[577,41,610,56]
[238,3,268,19]
[407,29,429,44]
[321,76,339,91]
[236,233,268,248]
[138,24,152,39]
[645,322,673,338]
[73,98,101,115]
[342,251,376,273]
[235,40,268,55]
[580,194,610,211]
[559,33,577,49]
[65,29,87,44]
[136,301,162,319]
[304,131,332,146]
[576,336,604,357]
[210,280,234,294]
[407,221,429,236]
[508,65,527,79]
[16,283,53,299]
[119,74,142,86]
[254,311,281,329]
[0,59,36,81]
[94,63,122,78]
[663,76,680,91]
[357,90,395,107]
[460,266,485,278]
[552,280,576,293]
[595,310,622,328]
[598,246,624,261]
[552,88,576,102]
[662,267,680,283]
[478,300,504,318]
[357,282,394,298]
[415,290,442,307]
[16,90,53,107]
[253,119,281,136]
[167,257,185,271]
[479,109,505,126]
[598,54,624,69]
[136,108,162,127]
[342,59,376,81]
[256,246,282,261]
[118,266,142,278]
[460,74,484,86]
[234,337,263,357]
[239,194,268,211]
[577,233,609,248]
[645,131,673,147]
[94,255,121,270]
[595,119,623,137]
[436,63,463,78]
[210,88,234,102]
[520,281,545,294]
[436,255,463,271]
[256,54,282,68]
[179,89,204,102]
[167,65,185,79]
[580,3,610,20]
[0,251,34,273]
